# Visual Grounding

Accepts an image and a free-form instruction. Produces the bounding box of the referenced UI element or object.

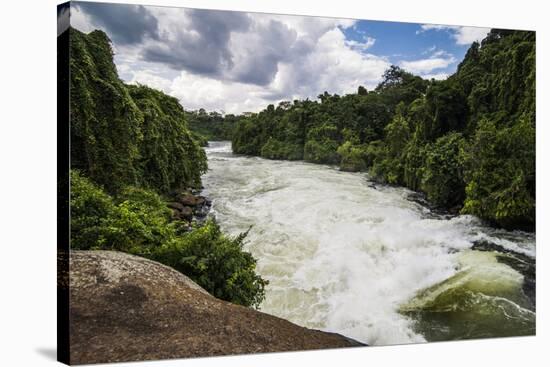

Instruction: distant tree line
[186,109,244,142]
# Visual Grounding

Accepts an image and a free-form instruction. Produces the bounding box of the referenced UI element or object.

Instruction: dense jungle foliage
[232,29,535,230]
[186,109,242,142]
[70,28,206,194]
[68,28,267,307]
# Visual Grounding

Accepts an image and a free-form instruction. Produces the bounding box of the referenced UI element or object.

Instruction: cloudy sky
[63,1,491,114]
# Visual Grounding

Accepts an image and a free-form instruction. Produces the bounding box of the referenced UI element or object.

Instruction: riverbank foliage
[186,109,242,142]
[70,171,267,307]
[232,29,535,230]
[67,28,267,307]
[70,28,206,194]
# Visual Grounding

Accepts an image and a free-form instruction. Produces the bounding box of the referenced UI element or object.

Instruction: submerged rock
[472,240,536,309]
[68,251,364,364]
[406,192,458,219]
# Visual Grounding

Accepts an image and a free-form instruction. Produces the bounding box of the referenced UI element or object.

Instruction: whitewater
[202,141,535,345]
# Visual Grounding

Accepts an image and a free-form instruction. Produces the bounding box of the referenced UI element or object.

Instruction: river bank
[202,141,536,345]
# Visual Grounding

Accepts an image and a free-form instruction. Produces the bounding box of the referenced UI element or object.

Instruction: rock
[179,206,193,220]
[406,192,457,219]
[448,205,462,215]
[177,193,205,207]
[472,240,536,309]
[171,209,180,220]
[194,204,210,216]
[167,202,185,211]
[67,251,365,364]
[169,190,212,224]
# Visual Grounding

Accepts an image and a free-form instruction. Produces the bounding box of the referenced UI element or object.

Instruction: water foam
[202,142,536,345]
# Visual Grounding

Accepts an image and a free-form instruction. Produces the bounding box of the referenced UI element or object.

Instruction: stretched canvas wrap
[57,1,536,365]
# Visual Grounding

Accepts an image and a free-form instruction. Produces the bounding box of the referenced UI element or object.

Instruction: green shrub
[401,134,427,191]
[260,137,303,160]
[152,223,268,308]
[462,118,535,228]
[303,124,341,164]
[70,170,119,250]
[337,141,368,172]
[421,133,466,208]
[70,170,267,307]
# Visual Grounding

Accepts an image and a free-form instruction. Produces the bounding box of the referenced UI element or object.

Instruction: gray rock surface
[68,250,365,364]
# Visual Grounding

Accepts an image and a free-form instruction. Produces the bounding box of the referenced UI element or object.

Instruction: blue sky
[343,20,488,78]
[67,2,490,113]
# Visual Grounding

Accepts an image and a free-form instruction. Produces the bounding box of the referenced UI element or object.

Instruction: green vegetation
[70,29,142,193]
[127,84,207,193]
[70,171,267,307]
[68,28,267,307]
[232,30,535,230]
[70,28,206,194]
[186,109,243,142]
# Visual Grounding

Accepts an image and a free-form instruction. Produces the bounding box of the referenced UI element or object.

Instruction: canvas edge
[57,1,71,365]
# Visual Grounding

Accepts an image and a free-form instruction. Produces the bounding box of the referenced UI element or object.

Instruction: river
[202,141,536,345]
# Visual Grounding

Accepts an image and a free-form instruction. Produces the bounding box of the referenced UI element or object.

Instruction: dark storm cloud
[73,3,320,87]
[74,1,158,44]
[232,20,299,86]
[142,8,251,77]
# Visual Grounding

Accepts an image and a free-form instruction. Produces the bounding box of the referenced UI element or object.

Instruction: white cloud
[431,49,452,58]
[70,5,99,34]
[169,71,273,113]
[345,37,376,51]
[421,72,449,80]
[129,70,173,93]
[398,48,456,79]
[122,12,389,114]
[128,24,390,114]
[452,27,491,45]
[57,4,70,36]
[416,24,448,34]
[400,57,454,74]
[422,45,437,54]
[285,29,389,95]
[72,5,391,113]
[417,24,491,45]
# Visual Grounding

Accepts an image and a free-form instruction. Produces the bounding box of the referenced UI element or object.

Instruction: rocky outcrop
[68,251,364,364]
[168,190,211,224]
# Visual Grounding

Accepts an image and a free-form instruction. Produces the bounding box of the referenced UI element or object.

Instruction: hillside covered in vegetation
[232,29,535,230]
[67,28,267,308]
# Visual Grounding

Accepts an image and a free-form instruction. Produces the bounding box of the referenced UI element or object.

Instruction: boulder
[67,251,364,364]
[177,193,205,207]
[167,202,185,211]
[171,209,180,220]
[179,206,193,220]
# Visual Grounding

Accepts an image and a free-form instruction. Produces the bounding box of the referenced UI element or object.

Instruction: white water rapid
[202,141,535,345]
